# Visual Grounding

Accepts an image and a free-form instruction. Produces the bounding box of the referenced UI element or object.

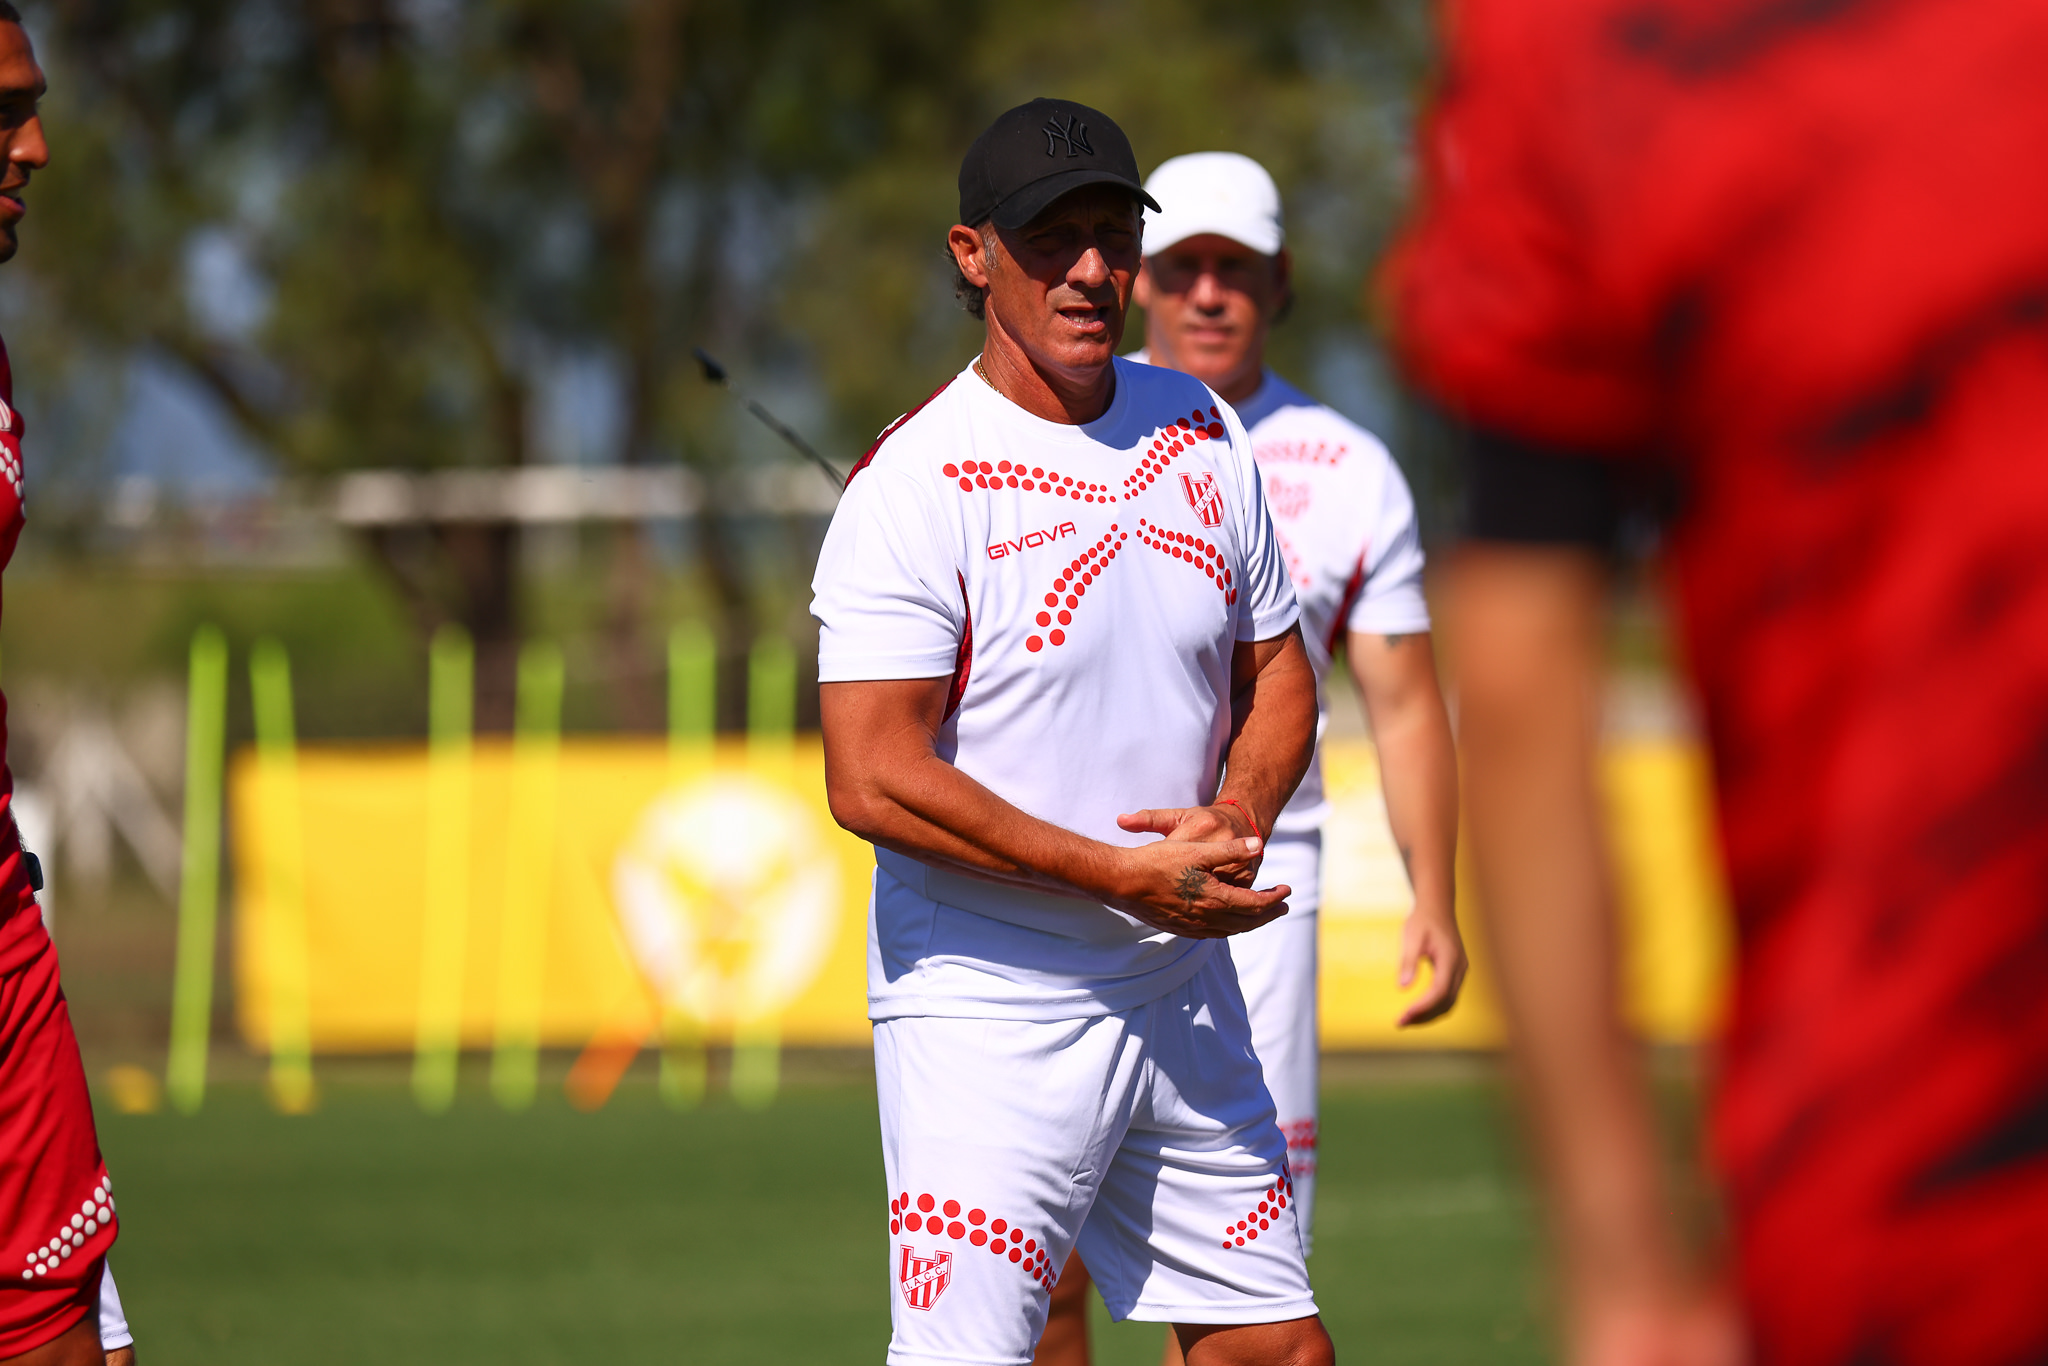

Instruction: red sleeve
[1381,0,1663,454]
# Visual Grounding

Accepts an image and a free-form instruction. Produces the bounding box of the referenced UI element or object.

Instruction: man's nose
[1188,269,1227,310]
[1070,245,1112,289]
[14,115,47,171]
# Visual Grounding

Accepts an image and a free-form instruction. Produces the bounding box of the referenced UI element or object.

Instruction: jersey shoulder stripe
[846,377,958,486]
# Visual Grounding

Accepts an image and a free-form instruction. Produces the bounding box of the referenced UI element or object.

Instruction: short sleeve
[1380,0,1661,454]
[1349,456,1433,636]
[811,467,965,682]
[1224,407,1301,643]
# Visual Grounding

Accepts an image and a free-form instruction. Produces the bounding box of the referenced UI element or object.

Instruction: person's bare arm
[1448,544,1740,1366]
[1348,628,1466,1025]
[1118,627,1319,879]
[821,675,1287,938]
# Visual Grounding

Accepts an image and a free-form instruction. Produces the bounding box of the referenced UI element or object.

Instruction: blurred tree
[778,0,1431,447]
[13,0,1428,729]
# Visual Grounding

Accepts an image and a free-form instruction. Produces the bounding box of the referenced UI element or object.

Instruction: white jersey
[812,356,1300,1024]
[1230,369,1430,838]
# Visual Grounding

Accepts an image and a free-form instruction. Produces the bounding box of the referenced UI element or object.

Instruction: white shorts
[1233,831,1321,1250]
[874,952,1315,1366]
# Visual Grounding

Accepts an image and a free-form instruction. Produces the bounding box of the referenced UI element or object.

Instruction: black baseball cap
[958,98,1161,232]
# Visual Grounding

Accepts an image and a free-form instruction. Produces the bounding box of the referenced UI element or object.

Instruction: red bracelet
[1215,797,1261,840]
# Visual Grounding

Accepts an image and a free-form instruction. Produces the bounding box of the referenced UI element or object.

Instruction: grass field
[91,1055,1556,1365]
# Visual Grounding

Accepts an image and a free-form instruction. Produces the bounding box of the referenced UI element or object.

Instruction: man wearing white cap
[1033,152,1465,1366]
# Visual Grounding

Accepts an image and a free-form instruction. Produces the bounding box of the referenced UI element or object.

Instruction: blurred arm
[1447,544,1722,1362]
[1347,628,1465,1024]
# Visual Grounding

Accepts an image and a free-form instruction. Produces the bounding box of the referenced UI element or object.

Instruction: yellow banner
[232,738,1731,1054]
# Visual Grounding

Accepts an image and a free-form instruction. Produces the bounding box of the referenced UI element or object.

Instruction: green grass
[95,1060,1552,1365]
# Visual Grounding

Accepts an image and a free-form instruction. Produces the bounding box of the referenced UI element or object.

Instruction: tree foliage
[11,0,1429,723]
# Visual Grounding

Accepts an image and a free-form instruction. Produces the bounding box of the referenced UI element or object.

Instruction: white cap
[1141,152,1284,257]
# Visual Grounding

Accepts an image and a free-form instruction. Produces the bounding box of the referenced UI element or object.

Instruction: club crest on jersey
[899,1245,952,1311]
[1180,472,1224,529]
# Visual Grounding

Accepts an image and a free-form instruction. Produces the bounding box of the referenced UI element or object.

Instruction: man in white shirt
[1038,151,1465,1366]
[815,99,1332,1366]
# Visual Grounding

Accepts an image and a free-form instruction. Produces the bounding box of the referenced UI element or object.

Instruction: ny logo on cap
[1043,114,1093,158]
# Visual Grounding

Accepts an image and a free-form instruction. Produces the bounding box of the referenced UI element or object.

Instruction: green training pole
[166,625,228,1115]
[667,622,716,765]
[413,625,475,1113]
[733,632,798,1108]
[250,638,315,1114]
[660,623,716,1110]
[730,1020,781,1111]
[747,634,797,748]
[491,641,564,1112]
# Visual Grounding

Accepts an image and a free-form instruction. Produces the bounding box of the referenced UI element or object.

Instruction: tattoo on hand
[1384,633,1410,648]
[1174,866,1208,908]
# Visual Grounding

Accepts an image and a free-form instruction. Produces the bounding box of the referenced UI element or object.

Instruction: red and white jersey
[1226,368,1430,838]
[812,357,1299,1022]
[0,334,40,974]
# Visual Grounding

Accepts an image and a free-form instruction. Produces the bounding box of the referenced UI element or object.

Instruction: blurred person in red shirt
[0,9,134,1366]
[1385,1,2048,1364]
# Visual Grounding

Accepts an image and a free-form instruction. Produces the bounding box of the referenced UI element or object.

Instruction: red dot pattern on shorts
[22,1174,115,1281]
[1136,518,1235,605]
[1221,1168,1295,1249]
[943,460,1116,503]
[1025,527,1124,656]
[888,1192,1061,1289]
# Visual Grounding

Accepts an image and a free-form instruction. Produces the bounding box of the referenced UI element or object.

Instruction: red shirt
[0,335,44,975]
[1388,3,2048,1363]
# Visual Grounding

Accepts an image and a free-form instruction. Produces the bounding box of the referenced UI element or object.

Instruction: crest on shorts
[1180,472,1224,529]
[899,1245,952,1310]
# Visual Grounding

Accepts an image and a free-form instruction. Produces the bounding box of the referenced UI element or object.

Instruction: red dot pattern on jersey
[1220,1169,1296,1251]
[918,1194,935,1213]
[941,459,1116,504]
[1022,528,1124,657]
[943,1199,961,1218]
[905,1213,922,1231]
[1133,517,1234,605]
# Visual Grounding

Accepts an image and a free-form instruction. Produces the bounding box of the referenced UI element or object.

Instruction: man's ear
[1270,248,1294,324]
[949,223,992,288]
